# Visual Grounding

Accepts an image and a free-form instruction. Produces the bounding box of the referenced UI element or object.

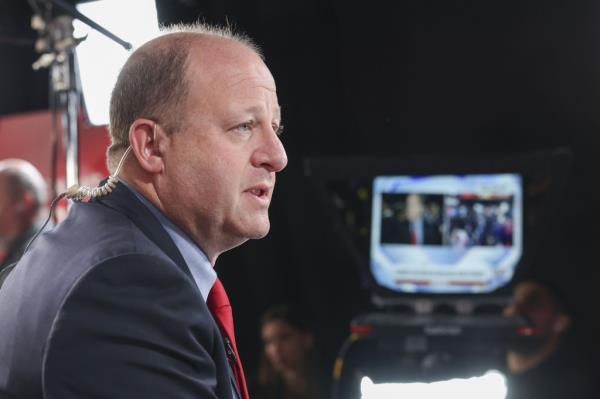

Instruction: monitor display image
[370,174,523,294]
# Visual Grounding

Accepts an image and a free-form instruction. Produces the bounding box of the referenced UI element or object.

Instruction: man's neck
[119,176,221,265]
[507,336,560,374]
[120,175,228,265]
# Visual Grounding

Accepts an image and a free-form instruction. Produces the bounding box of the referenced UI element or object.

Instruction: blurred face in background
[0,174,20,247]
[406,194,424,222]
[261,319,313,375]
[503,281,569,339]
[503,281,571,372]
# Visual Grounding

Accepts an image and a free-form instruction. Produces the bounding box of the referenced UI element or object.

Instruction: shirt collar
[119,180,217,302]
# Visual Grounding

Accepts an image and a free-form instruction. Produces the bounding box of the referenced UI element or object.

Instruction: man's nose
[252,130,288,172]
[503,303,518,316]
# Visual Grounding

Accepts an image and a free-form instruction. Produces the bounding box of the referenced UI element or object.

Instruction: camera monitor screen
[370,174,522,294]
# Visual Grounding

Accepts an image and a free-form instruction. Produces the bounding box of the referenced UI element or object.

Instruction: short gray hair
[106,22,261,173]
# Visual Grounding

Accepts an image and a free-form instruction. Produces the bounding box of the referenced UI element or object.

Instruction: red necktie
[207,278,249,399]
[410,225,417,245]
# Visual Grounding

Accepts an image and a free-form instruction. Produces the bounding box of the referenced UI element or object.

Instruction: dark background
[2,0,599,393]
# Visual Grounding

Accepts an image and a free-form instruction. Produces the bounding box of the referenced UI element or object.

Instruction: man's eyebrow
[243,106,282,122]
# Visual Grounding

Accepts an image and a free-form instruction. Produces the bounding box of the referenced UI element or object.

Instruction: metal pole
[45,15,79,190]
[64,49,79,188]
[30,1,132,193]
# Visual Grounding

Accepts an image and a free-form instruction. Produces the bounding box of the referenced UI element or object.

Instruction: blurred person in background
[0,159,47,273]
[254,305,327,399]
[381,194,442,245]
[503,279,593,398]
[403,194,442,245]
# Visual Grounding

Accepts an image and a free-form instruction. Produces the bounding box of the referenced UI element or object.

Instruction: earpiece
[65,175,119,202]
[19,145,133,258]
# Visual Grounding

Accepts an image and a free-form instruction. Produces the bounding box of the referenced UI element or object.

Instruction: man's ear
[14,192,35,217]
[19,191,34,213]
[129,119,165,174]
[553,314,571,334]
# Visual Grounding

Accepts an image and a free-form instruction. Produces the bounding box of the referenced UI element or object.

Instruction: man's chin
[249,223,270,239]
[246,214,271,239]
[227,219,271,242]
[509,335,549,355]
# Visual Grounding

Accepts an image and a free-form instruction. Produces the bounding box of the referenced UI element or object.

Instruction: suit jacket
[381,219,442,245]
[0,182,236,399]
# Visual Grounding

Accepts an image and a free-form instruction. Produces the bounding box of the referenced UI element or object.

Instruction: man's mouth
[248,187,267,197]
[245,184,272,203]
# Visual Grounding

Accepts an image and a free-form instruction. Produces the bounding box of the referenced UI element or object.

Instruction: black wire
[49,91,59,223]
[22,193,65,255]
[43,1,53,24]
[27,0,43,16]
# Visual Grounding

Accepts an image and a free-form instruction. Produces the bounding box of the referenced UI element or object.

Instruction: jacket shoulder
[42,253,224,398]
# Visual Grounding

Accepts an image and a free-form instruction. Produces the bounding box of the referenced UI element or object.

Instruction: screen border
[304,148,572,301]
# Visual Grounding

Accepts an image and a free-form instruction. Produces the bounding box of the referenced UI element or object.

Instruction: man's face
[504,282,561,336]
[262,320,312,374]
[406,194,423,222]
[0,174,19,246]
[158,39,287,258]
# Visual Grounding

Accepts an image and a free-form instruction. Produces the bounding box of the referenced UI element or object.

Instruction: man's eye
[236,121,253,132]
[274,124,284,136]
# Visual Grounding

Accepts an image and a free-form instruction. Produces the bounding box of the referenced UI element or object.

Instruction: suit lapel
[79,181,236,398]
[97,182,193,282]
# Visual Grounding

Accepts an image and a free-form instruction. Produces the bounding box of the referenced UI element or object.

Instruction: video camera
[304,148,571,399]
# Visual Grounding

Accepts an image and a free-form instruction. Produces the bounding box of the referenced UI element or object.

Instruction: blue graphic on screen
[370,174,523,294]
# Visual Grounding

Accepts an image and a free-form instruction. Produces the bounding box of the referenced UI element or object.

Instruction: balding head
[0,159,47,209]
[107,23,262,173]
[0,159,47,244]
[108,22,285,263]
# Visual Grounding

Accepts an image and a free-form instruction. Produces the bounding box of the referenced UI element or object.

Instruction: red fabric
[410,226,417,245]
[207,278,249,399]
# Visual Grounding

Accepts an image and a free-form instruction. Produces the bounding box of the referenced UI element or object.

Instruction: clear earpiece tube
[65,145,132,201]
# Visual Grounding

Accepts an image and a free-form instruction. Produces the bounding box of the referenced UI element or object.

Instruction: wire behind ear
[64,146,132,202]
[15,145,133,270]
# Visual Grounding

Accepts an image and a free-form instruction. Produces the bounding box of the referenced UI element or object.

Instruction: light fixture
[360,370,507,399]
[74,0,160,126]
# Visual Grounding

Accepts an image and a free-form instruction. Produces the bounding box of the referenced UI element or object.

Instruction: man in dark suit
[0,159,47,273]
[381,194,442,245]
[0,22,287,399]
